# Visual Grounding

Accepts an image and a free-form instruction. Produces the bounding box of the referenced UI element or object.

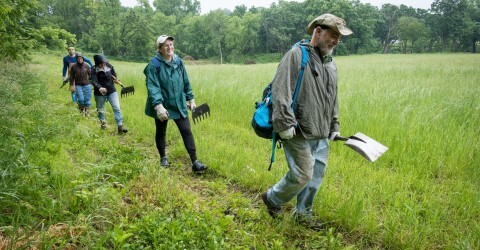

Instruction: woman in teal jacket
[144,35,207,173]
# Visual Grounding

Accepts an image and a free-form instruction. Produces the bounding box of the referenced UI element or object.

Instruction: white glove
[99,87,107,95]
[329,131,340,141]
[155,104,169,121]
[63,76,67,81]
[187,99,196,110]
[279,127,295,140]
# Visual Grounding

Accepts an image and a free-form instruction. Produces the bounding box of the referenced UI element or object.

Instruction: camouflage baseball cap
[307,13,353,36]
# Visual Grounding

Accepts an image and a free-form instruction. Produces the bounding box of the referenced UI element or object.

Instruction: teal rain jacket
[144,53,194,120]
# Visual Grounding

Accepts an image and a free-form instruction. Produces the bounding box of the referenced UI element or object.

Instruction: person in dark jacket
[260,13,353,230]
[143,35,207,173]
[62,46,92,102]
[91,54,128,134]
[69,52,92,116]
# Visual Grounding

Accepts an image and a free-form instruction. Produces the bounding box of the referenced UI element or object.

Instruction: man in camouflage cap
[261,13,353,230]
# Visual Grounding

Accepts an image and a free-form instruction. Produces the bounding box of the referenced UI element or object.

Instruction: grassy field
[0,53,479,249]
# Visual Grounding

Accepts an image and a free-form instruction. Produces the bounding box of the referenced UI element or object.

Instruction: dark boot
[118,125,128,134]
[160,156,171,167]
[261,192,281,218]
[293,213,324,231]
[100,121,107,130]
[192,160,207,174]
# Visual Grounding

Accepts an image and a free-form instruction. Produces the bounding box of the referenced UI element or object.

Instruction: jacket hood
[93,54,108,65]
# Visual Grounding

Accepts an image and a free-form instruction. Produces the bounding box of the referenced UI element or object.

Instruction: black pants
[155,117,197,163]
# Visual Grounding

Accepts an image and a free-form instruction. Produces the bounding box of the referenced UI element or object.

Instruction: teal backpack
[251,41,310,170]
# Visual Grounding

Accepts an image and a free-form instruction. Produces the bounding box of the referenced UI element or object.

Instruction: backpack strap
[151,55,184,74]
[151,57,161,72]
[291,45,308,111]
[268,44,309,171]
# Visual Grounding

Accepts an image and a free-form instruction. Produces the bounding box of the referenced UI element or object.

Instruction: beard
[317,42,333,57]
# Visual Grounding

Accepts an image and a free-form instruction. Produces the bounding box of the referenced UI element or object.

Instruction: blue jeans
[75,84,92,107]
[95,92,123,125]
[267,137,329,217]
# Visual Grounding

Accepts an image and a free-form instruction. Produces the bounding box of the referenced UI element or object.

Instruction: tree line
[2,0,479,62]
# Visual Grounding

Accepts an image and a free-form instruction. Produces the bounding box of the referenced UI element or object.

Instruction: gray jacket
[271,44,340,139]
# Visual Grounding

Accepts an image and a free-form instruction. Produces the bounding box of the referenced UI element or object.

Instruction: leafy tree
[241,12,261,54]
[232,4,247,17]
[37,0,94,42]
[347,1,381,54]
[153,0,200,20]
[431,0,469,51]
[462,0,480,52]
[397,16,429,53]
[0,0,38,60]
[224,12,260,60]
[85,0,125,56]
[118,7,156,60]
[224,16,243,58]
[3,0,478,63]
[203,10,228,63]
[376,4,401,54]
[0,0,75,60]
[176,15,211,59]
[320,0,378,55]
[260,1,307,54]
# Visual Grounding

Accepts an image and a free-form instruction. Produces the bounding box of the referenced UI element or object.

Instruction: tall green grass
[162,54,479,249]
[99,53,480,249]
[1,53,478,249]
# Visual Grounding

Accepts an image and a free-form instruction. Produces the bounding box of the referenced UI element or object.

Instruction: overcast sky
[119,0,432,14]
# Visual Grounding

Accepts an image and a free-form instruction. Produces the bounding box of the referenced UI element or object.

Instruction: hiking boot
[100,121,107,130]
[261,192,281,218]
[118,125,128,134]
[84,108,90,117]
[293,213,324,231]
[160,156,170,167]
[192,160,207,173]
[79,106,85,115]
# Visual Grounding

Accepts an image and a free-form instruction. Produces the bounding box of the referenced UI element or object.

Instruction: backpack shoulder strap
[151,55,183,70]
[291,45,308,108]
[151,57,161,72]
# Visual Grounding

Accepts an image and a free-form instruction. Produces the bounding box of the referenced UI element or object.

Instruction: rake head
[192,103,210,124]
[120,84,135,98]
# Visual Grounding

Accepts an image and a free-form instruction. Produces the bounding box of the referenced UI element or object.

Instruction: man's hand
[69,85,75,92]
[187,99,196,110]
[329,131,340,141]
[279,127,296,140]
[99,87,108,96]
[155,104,169,121]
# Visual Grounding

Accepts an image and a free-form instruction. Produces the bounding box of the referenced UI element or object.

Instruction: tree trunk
[383,28,392,54]
[219,41,223,64]
[473,38,477,53]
